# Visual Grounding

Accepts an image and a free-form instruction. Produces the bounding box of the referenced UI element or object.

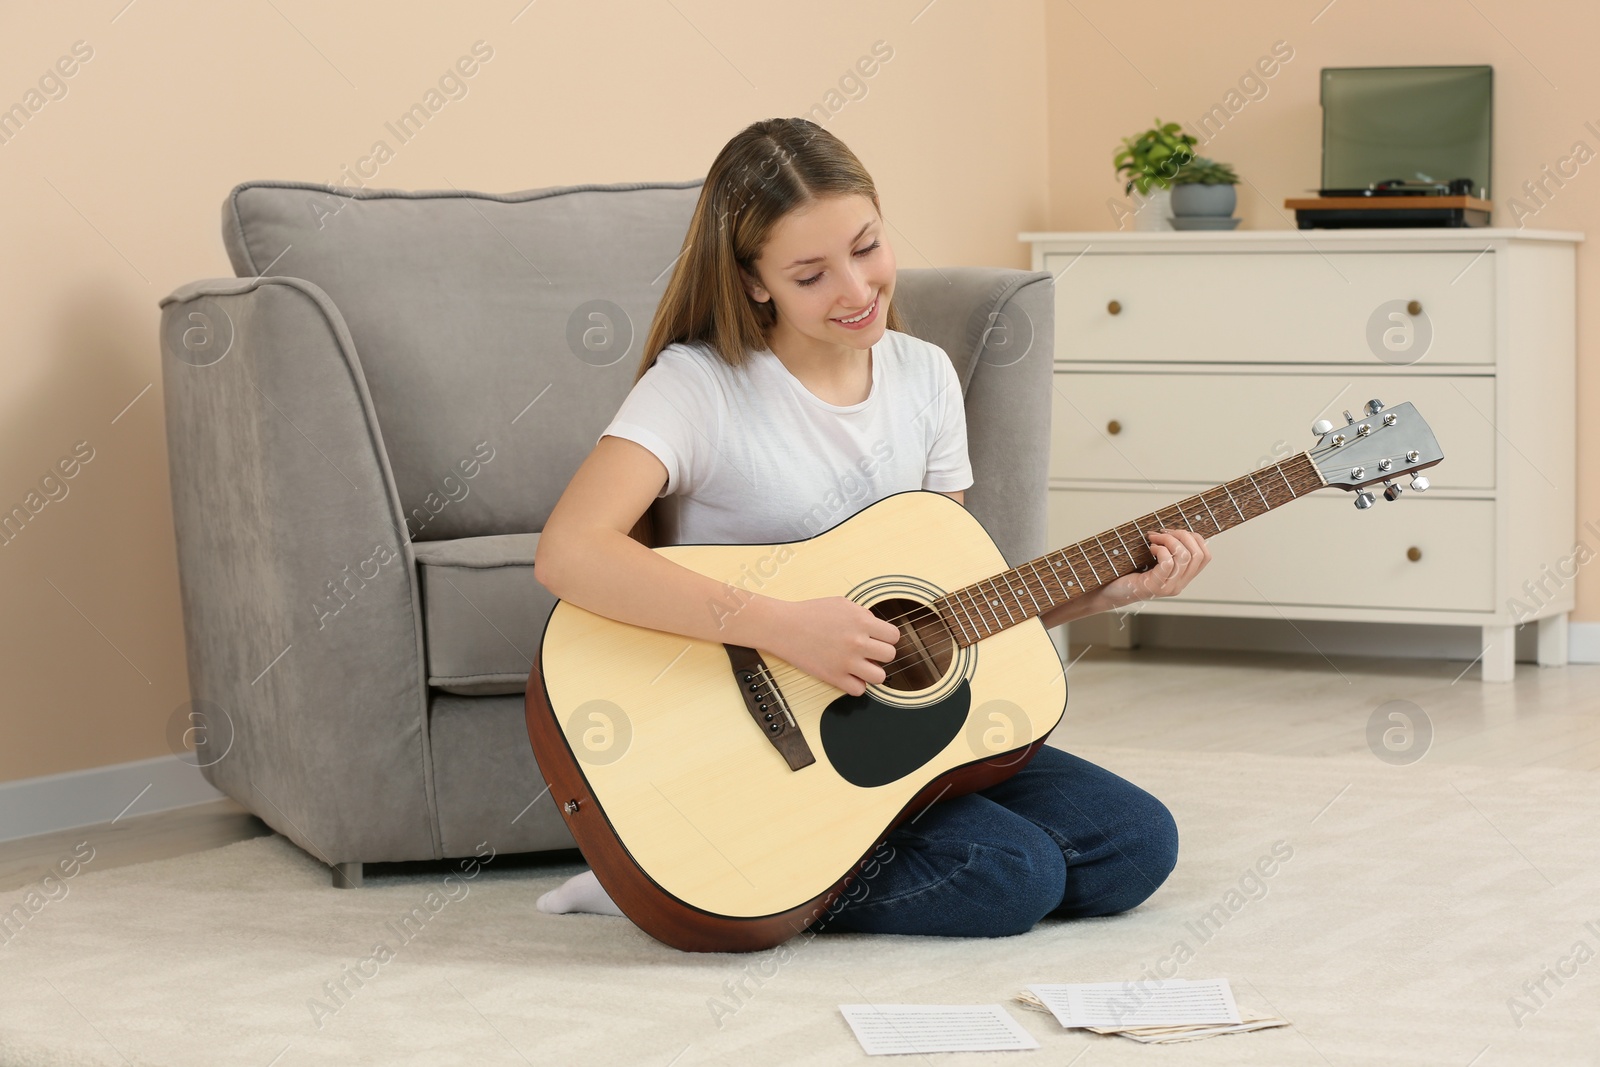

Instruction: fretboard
[935,451,1326,647]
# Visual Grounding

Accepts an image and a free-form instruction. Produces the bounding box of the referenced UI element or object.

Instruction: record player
[1287,66,1493,229]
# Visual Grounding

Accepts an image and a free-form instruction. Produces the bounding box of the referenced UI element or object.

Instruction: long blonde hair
[634,117,906,384]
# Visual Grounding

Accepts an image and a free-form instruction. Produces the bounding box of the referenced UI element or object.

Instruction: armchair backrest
[222,179,703,541]
[220,180,1052,568]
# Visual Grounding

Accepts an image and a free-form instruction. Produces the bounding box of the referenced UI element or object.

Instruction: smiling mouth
[832,295,878,324]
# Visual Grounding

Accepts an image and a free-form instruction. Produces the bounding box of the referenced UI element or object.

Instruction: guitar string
[755,464,1318,706]
[668,451,1324,709]
[760,541,1144,704]
[745,455,1313,658]
[757,515,1198,704]
[617,483,1305,723]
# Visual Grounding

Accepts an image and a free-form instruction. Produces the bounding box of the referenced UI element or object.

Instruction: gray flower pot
[1171,183,1237,217]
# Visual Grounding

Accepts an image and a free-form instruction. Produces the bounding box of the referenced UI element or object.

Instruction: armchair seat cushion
[414,533,549,696]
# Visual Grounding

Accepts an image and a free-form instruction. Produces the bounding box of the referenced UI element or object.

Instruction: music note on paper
[839,1003,1041,1055]
[1026,978,1241,1028]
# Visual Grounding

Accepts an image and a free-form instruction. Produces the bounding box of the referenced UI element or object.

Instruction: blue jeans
[808,745,1179,938]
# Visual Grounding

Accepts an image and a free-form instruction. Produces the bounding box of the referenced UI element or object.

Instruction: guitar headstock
[1308,400,1443,508]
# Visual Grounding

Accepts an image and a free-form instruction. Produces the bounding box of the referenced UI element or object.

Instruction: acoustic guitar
[525,400,1443,952]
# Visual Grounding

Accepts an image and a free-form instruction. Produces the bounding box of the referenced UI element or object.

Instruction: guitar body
[525,490,1068,952]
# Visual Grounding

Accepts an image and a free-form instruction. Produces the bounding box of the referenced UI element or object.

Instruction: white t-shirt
[598,328,974,546]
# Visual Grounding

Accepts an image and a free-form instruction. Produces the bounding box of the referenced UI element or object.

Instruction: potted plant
[1113,120,1197,231]
[1170,156,1241,229]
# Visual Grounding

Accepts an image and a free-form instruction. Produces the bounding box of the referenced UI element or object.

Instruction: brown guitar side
[524,648,1051,953]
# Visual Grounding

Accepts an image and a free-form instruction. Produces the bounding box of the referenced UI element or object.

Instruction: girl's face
[741,193,897,354]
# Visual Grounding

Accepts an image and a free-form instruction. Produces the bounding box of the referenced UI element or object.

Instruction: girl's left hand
[1098,529,1211,608]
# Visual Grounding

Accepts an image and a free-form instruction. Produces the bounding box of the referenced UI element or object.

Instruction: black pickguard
[819,680,971,788]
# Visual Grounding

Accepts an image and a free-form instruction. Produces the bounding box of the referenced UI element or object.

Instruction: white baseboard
[1571,621,1600,663]
[1063,616,1600,665]
[0,754,228,845]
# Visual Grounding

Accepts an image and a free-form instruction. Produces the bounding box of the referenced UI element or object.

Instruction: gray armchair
[157,179,1058,886]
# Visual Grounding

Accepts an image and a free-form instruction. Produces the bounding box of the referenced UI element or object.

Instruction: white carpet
[2,743,1596,1067]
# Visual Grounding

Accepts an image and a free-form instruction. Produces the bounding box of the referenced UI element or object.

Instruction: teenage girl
[531,117,1210,938]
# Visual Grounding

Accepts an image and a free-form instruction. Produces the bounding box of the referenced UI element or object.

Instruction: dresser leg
[1537,614,1569,667]
[1108,611,1141,650]
[1480,624,1516,683]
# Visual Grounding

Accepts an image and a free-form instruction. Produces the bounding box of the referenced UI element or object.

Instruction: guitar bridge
[724,644,816,772]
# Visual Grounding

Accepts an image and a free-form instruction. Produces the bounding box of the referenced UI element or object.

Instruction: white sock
[536,868,624,916]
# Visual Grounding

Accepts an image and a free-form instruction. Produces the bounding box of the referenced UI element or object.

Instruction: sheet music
[839,1003,1040,1055]
[1025,978,1241,1028]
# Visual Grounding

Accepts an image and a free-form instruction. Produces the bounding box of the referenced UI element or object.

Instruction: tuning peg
[1312,419,1334,437]
[1365,399,1385,416]
[1383,480,1404,501]
[1343,410,1356,425]
[1354,490,1376,509]
[1409,475,1430,493]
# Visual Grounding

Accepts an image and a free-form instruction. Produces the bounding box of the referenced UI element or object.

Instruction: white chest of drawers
[1021,228,1581,682]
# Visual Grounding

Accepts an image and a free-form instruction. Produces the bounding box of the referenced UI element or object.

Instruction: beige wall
[1043,0,1597,617]
[1,0,1591,785]
[0,1,1048,783]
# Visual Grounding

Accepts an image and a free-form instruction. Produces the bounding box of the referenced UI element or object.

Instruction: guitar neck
[936,450,1327,646]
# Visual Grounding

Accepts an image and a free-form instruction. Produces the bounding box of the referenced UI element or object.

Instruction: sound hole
[870,597,954,692]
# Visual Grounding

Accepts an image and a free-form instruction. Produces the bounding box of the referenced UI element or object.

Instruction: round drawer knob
[1406,300,1422,316]
[1107,300,1122,316]
[1107,420,1122,435]
[1406,546,1422,562]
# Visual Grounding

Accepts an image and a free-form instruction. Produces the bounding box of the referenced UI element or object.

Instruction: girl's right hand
[768,596,902,697]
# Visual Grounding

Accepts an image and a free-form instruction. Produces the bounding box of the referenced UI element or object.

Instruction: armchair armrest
[158,276,441,864]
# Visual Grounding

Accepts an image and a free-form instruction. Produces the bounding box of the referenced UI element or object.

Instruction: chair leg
[332,861,364,889]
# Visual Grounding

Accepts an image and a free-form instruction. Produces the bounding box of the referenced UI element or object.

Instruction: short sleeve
[922,350,974,492]
[598,347,722,498]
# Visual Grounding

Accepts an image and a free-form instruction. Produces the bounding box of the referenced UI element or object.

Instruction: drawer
[1050,371,1493,490]
[1047,488,1494,613]
[1046,251,1495,365]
